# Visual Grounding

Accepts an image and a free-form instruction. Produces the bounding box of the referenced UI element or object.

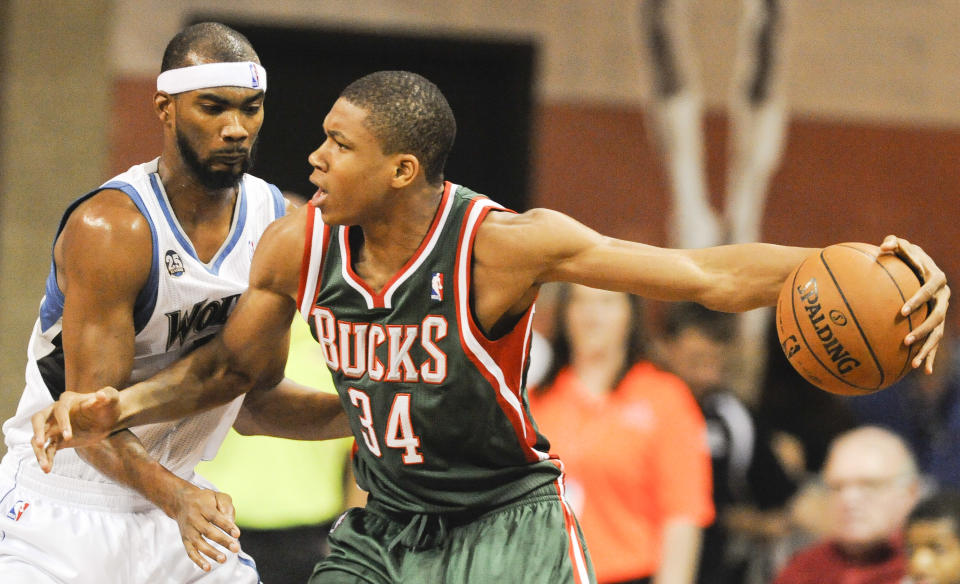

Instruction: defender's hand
[168,482,241,572]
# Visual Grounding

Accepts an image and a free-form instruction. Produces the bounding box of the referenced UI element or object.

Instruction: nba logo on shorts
[6,500,29,521]
[431,272,443,301]
[249,63,261,88]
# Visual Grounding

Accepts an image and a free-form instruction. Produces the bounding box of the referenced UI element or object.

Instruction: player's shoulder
[479,206,559,229]
[55,188,153,282]
[247,202,309,297]
[257,202,310,254]
[475,207,574,253]
[65,188,151,243]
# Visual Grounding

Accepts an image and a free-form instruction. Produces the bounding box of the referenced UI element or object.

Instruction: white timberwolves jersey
[2,158,285,493]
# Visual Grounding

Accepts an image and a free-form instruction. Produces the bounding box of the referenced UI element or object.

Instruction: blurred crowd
[525,283,960,584]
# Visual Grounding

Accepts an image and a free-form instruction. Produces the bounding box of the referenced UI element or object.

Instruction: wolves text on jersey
[164,294,240,351]
[309,306,448,384]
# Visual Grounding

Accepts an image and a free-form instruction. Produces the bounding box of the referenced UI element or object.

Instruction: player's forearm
[114,336,283,432]
[689,243,817,312]
[76,430,192,518]
[234,379,351,440]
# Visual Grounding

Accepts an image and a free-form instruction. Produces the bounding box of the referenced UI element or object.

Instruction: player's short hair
[908,490,960,536]
[161,22,259,72]
[662,301,737,344]
[340,70,456,186]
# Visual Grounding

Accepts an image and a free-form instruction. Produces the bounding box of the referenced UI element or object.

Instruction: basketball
[775,242,928,395]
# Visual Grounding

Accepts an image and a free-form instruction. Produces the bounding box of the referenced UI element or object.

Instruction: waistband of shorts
[366,480,563,527]
[1,453,196,512]
[365,481,563,551]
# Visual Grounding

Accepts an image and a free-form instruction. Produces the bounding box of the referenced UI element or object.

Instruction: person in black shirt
[659,302,799,584]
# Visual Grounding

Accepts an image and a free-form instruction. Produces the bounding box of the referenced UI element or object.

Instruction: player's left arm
[472,207,814,330]
[233,378,351,440]
[472,209,948,366]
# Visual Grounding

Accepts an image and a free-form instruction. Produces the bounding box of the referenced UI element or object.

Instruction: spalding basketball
[775,243,928,395]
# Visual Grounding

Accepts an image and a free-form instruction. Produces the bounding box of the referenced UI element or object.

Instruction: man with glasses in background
[773,426,921,584]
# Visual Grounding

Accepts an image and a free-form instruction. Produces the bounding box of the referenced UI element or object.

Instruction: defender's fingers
[43,439,60,472]
[194,533,228,565]
[213,494,241,540]
[201,519,240,553]
[879,234,901,253]
[184,541,212,572]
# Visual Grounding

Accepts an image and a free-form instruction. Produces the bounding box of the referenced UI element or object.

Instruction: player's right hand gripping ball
[775,242,928,395]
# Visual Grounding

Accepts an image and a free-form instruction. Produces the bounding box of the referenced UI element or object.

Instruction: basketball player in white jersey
[0,22,347,584]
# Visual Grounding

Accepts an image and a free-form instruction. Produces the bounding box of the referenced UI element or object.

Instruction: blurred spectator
[772,426,920,584]
[529,284,714,584]
[846,332,960,491]
[757,316,858,474]
[905,489,960,584]
[657,302,797,584]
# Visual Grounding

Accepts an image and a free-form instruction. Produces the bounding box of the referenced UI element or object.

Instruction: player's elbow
[231,405,263,436]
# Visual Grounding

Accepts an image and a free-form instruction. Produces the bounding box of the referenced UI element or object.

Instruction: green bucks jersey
[297,183,561,514]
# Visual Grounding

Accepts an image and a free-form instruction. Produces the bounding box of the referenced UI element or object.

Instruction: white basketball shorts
[0,455,260,584]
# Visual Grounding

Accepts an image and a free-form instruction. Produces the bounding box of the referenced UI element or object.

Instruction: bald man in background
[773,426,921,584]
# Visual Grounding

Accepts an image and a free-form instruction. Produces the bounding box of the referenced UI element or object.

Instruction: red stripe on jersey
[453,196,545,463]
[339,182,453,309]
[552,477,592,584]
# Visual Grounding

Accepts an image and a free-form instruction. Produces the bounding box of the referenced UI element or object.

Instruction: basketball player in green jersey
[32,71,949,584]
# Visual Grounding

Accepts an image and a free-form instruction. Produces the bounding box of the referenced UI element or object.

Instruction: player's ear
[154,91,173,123]
[390,154,419,188]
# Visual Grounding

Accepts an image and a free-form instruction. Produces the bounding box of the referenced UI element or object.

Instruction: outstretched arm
[472,208,948,366]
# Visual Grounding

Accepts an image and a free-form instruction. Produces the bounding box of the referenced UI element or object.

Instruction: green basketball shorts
[309,482,596,584]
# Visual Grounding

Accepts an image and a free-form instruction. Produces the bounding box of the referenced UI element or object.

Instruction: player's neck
[156,154,239,262]
[353,184,443,291]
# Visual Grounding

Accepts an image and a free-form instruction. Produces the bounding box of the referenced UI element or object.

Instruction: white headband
[156,61,267,94]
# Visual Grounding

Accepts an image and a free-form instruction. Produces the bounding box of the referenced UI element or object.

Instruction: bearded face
[176,127,257,190]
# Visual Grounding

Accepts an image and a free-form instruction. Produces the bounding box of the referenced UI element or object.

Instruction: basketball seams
[822,245,886,389]
[786,253,877,393]
[838,243,922,383]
